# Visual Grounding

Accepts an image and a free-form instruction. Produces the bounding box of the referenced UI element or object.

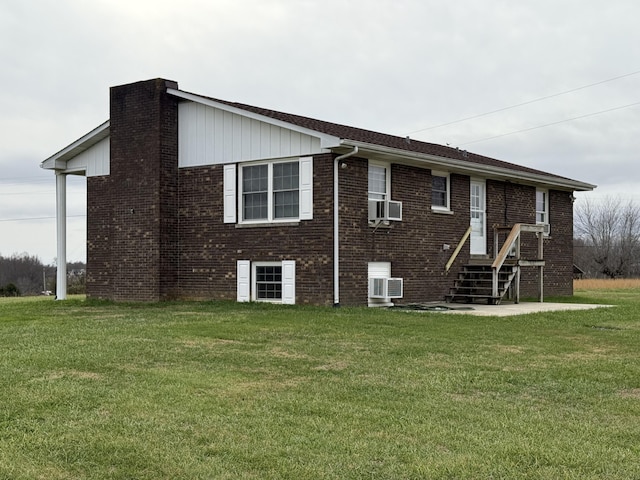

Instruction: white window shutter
[237,260,250,302]
[223,164,237,224]
[282,260,296,305]
[299,157,313,220]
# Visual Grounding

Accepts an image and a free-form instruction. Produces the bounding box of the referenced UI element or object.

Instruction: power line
[407,69,640,135]
[458,101,640,146]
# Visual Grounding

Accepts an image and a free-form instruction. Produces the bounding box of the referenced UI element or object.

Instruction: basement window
[236,260,296,304]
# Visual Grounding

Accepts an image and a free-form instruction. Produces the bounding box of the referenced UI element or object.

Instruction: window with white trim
[242,161,299,221]
[237,260,296,304]
[368,162,389,201]
[536,189,548,224]
[368,161,403,222]
[254,263,283,300]
[432,172,450,211]
[225,157,313,224]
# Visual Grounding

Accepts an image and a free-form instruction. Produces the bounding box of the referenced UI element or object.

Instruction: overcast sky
[1,0,639,264]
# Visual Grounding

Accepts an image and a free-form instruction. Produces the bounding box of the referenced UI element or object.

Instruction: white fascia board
[41,120,110,171]
[168,89,341,149]
[340,140,596,192]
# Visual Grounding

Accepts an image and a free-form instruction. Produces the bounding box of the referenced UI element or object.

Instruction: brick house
[41,78,594,306]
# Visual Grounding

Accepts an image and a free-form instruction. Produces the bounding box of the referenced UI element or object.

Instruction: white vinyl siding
[66,137,110,177]
[178,102,323,167]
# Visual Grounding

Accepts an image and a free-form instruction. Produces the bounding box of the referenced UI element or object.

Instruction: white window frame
[237,260,295,304]
[252,262,284,302]
[240,159,298,223]
[536,188,549,234]
[431,171,451,212]
[369,161,401,224]
[225,157,312,225]
[368,161,391,201]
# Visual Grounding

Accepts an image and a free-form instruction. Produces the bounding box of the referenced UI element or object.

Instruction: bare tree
[574,196,640,278]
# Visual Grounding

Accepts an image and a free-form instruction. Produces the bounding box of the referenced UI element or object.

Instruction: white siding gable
[66,137,110,177]
[179,102,324,168]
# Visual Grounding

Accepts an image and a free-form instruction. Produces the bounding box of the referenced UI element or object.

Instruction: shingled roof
[187,91,590,188]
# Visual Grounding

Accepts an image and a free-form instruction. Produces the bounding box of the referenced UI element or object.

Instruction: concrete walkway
[395,302,614,317]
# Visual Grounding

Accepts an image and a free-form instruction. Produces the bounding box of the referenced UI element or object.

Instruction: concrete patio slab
[394,302,614,317]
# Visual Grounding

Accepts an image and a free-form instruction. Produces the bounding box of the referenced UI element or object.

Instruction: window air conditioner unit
[368,200,403,222]
[369,277,404,299]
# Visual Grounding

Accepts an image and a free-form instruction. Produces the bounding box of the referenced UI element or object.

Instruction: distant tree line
[0,253,85,297]
[574,197,640,278]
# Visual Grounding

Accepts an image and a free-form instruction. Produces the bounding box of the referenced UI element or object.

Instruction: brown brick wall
[337,167,575,305]
[86,78,178,301]
[337,159,473,305]
[86,79,575,304]
[175,153,335,305]
[486,180,574,298]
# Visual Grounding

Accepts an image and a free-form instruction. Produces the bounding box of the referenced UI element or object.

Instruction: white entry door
[470,180,486,255]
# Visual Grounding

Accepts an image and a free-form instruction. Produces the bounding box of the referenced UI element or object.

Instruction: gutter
[333,146,358,306]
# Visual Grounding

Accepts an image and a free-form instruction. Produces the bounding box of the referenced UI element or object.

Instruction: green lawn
[1,292,639,479]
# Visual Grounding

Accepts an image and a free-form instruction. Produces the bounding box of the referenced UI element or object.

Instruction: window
[255,264,282,300]
[232,158,313,224]
[242,161,299,221]
[432,172,450,211]
[368,163,388,201]
[536,189,548,224]
[242,164,268,220]
[237,260,296,304]
[273,162,300,219]
[368,161,403,222]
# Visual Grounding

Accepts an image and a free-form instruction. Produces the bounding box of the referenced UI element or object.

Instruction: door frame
[470,179,487,255]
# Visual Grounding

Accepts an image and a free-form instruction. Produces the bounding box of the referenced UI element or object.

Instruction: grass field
[1,289,639,479]
[575,277,640,291]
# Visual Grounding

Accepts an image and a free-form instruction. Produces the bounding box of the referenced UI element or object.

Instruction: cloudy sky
[1,0,639,264]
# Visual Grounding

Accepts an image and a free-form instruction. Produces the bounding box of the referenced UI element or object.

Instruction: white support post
[55,172,67,300]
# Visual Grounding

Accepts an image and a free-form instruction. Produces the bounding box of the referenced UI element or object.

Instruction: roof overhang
[40,120,110,172]
[334,140,596,192]
[167,89,342,150]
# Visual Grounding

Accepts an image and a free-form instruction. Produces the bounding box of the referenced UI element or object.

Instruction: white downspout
[55,172,67,300]
[333,146,358,306]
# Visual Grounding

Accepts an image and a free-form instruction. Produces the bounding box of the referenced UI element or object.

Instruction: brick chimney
[86,78,179,301]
